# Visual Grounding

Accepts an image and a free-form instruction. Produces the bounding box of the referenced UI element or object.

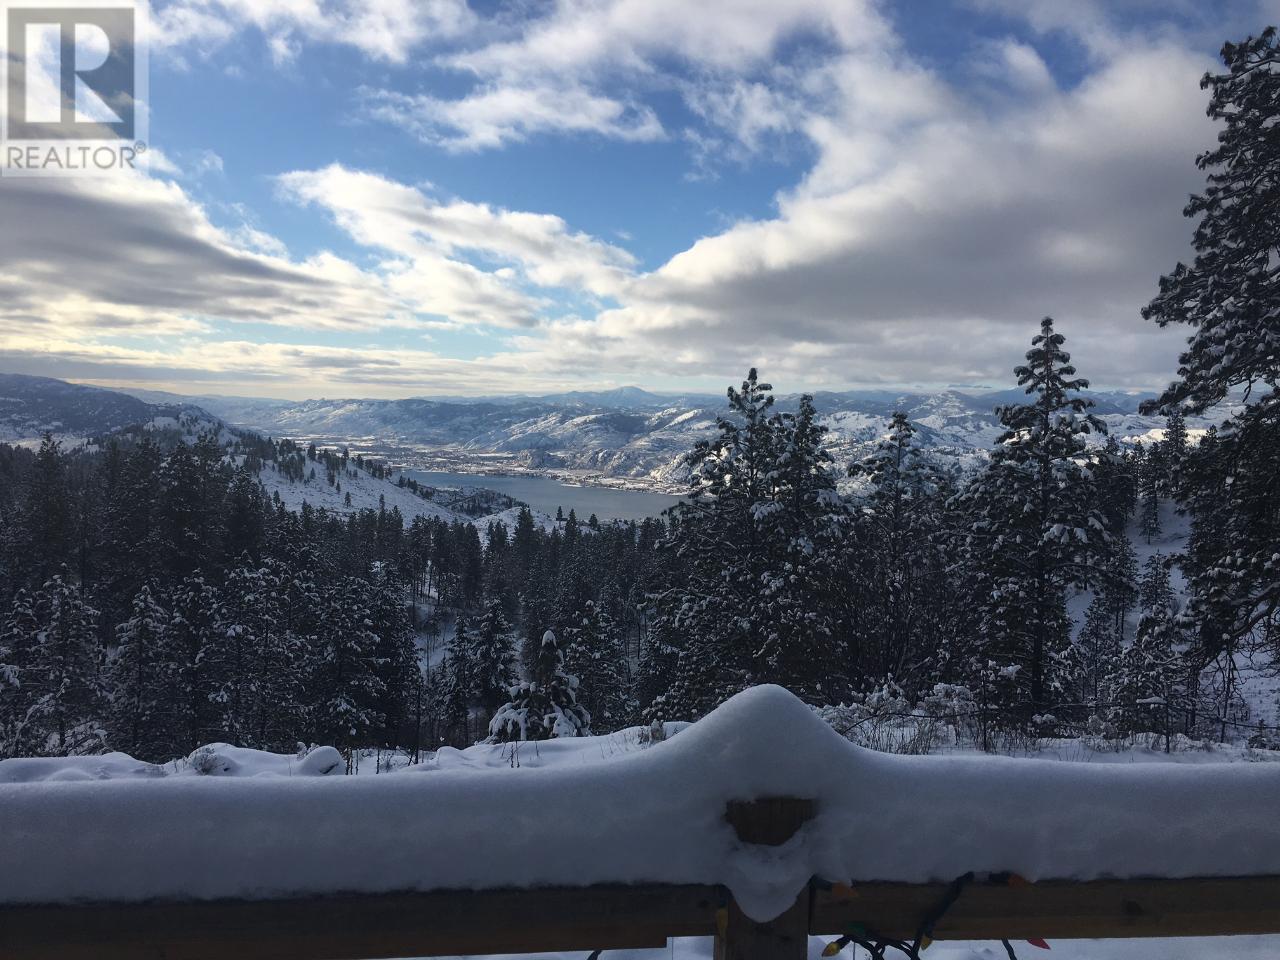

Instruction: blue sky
[0,0,1270,398]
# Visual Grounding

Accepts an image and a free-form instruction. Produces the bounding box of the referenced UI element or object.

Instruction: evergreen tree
[310,576,386,764]
[562,600,631,729]
[489,629,590,741]
[468,599,518,719]
[440,615,475,744]
[1111,610,1186,750]
[1060,595,1120,720]
[1138,449,1161,545]
[1142,28,1280,668]
[1138,554,1175,614]
[20,435,71,589]
[24,574,102,755]
[960,318,1110,718]
[1100,534,1139,643]
[0,589,37,756]
[107,584,172,760]
[211,560,311,750]
[847,411,951,689]
[166,575,222,754]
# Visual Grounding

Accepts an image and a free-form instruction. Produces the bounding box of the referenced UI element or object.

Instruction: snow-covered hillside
[134,385,1229,490]
[0,373,223,443]
[247,455,556,531]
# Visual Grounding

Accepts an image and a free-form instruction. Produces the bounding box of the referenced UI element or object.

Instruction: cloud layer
[4,0,1239,397]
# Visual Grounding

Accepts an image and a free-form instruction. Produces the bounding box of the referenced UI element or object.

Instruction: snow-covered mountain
[162,385,1219,488]
[2,374,1225,488]
[0,374,222,443]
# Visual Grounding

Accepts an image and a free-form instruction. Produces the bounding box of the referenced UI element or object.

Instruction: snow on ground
[2,686,1278,920]
[249,459,560,536]
[253,459,466,523]
[0,744,345,782]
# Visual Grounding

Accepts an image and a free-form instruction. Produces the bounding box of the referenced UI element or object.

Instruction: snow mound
[0,744,345,783]
[2,686,1278,920]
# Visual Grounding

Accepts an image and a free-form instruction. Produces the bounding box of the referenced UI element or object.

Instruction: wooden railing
[2,797,1277,960]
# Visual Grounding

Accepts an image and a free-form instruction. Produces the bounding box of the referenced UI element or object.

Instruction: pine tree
[1110,610,1186,750]
[467,599,518,719]
[107,584,172,760]
[562,600,631,729]
[211,560,311,749]
[310,576,386,764]
[960,318,1110,719]
[365,563,418,748]
[0,589,37,757]
[1059,595,1120,720]
[166,575,222,754]
[1141,28,1280,669]
[20,435,71,589]
[440,616,475,744]
[847,411,952,689]
[1138,448,1161,545]
[1138,554,1175,614]
[24,574,102,755]
[489,629,590,741]
[642,370,781,719]
[1163,409,1188,496]
[753,394,849,702]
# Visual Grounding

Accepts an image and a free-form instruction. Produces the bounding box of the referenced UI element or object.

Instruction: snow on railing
[2,686,1279,960]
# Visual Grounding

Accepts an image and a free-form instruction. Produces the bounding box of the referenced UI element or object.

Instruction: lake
[404,469,683,521]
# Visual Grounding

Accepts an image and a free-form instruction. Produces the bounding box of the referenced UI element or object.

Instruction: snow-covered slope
[2,686,1277,915]
[155,387,1228,489]
[0,373,222,443]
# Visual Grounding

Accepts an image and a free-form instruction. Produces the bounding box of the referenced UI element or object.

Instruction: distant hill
[0,373,221,441]
[99,381,1217,488]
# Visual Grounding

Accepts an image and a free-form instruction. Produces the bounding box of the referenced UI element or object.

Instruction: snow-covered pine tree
[19,435,71,590]
[1059,595,1120,722]
[0,588,37,757]
[1141,28,1280,675]
[438,615,475,743]
[959,318,1110,720]
[562,599,631,729]
[165,575,222,754]
[1138,554,1175,615]
[24,574,103,755]
[752,394,849,702]
[1163,409,1188,496]
[467,598,518,720]
[365,562,419,748]
[1138,448,1162,545]
[309,576,386,765]
[1093,435,1137,532]
[1110,610,1187,749]
[489,629,590,742]
[211,560,312,750]
[847,411,953,689]
[1100,534,1139,643]
[107,584,173,760]
[642,370,782,720]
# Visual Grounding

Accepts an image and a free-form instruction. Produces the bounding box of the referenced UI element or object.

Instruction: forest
[1,28,1278,766]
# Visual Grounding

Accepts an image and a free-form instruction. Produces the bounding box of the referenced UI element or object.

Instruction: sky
[0,0,1272,399]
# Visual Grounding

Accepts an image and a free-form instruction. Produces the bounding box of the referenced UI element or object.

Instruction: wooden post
[715,798,816,960]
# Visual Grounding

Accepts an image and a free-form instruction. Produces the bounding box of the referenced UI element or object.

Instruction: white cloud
[276,164,638,299]
[362,0,896,158]
[538,40,1218,391]
[152,0,476,65]
[7,2,1237,397]
[362,84,665,152]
